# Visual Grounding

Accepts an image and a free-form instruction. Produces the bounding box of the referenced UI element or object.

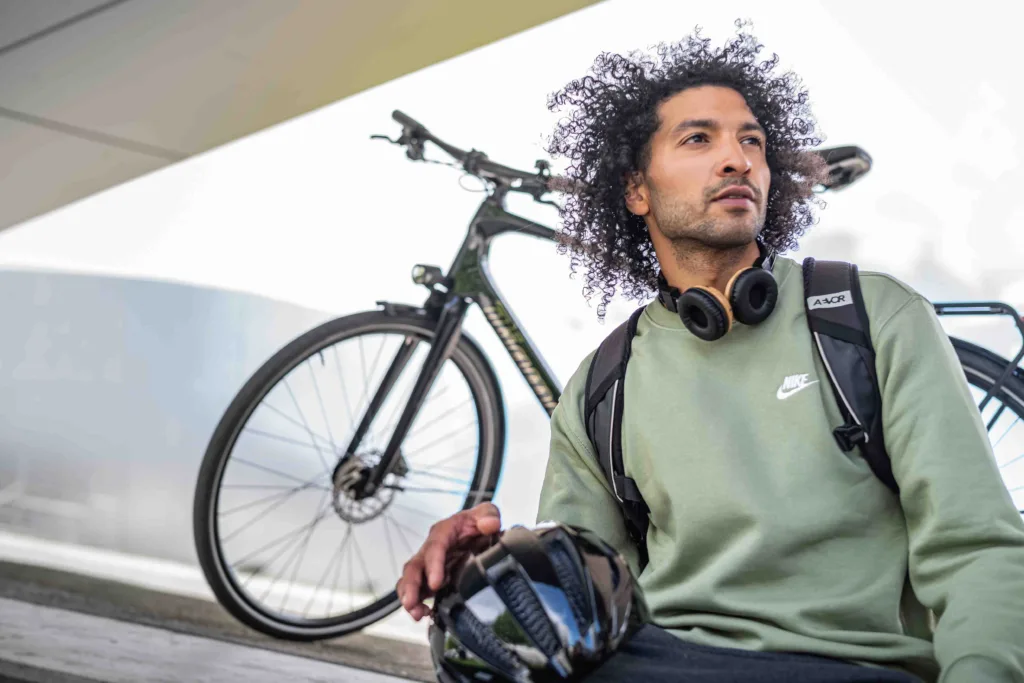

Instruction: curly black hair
[546,21,829,319]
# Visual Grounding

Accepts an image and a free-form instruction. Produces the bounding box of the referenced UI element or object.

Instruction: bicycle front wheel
[193,306,506,640]
[952,338,1024,516]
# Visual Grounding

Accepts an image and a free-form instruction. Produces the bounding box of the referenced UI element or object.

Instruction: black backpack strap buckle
[833,423,868,452]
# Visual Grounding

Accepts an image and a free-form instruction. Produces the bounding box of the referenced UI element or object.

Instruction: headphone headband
[657,241,776,314]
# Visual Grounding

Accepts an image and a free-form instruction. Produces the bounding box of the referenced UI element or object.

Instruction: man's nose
[718,141,752,176]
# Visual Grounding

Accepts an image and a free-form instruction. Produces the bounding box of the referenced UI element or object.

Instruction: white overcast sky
[1,0,1022,525]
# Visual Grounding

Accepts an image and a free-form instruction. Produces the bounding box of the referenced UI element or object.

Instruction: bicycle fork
[341,294,471,499]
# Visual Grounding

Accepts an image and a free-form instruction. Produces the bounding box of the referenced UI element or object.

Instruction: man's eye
[683,133,708,144]
[743,136,764,147]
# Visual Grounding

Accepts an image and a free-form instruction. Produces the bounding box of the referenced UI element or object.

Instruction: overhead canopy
[0,0,600,232]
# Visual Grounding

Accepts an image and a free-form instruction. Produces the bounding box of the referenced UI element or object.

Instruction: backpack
[582,258,899,571]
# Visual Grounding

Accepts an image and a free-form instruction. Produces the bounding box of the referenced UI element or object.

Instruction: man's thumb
[475,514,501,535]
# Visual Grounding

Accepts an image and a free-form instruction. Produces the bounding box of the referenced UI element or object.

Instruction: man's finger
[398,555,425,610]
[422,536,453,592]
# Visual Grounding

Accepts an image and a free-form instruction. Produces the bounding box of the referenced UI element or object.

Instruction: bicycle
[192,110,1024,642]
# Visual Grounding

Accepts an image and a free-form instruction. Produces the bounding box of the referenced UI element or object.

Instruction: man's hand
[396,502,502,621]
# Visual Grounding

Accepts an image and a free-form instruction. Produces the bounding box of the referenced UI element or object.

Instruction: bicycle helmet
[428,522,649,683]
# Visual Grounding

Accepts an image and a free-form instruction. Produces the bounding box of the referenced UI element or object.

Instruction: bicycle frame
[350,189,564,494]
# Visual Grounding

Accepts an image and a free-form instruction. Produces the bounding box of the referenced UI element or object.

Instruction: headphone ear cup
[678,287,732,341]
[726,267,778,326]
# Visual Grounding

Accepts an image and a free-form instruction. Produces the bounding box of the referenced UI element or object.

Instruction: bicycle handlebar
[384,110,869,197]
[388,110,579,199]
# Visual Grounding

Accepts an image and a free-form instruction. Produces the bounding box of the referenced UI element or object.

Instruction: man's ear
[624,172,649,217]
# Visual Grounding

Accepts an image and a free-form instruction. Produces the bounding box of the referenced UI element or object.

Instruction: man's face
[627,86,771,249]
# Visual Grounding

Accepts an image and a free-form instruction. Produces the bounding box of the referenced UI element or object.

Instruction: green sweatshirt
[536,255,1024,683]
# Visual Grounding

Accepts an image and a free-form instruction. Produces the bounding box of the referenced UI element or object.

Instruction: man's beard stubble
[648,184,766,258]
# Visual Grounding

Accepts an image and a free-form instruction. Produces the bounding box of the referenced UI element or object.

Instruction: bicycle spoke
[226,485,313,548]
[229,503,332,568]
[242,427,335,453]
[993,414,1021,449]
[259,402,333,451]
[395,485,475,496]
[265,516,319,606]
[276,492,330,612]
[999,452,1024,469]
[405,468,471,487]
[350,531,377,599]
[402,396,472,443]
[285,379,331,472]
[381,515,399,578]
[333,345,355,428]
[219,480,324,518]
[230,457,330,490]
[408,459,477,476]
[390,499,432,515]
[357,336,369,415]
[261,506,333,606]
[308,359,338,452]
[415,444,478,471]
[237,522,312,591]
[223,483,320,490]
[328,524,353,617]
[301,539,343,619]
[308,524,351,618]
[348,528,355,613]
[403,422,478,458]
[383,512,420,554]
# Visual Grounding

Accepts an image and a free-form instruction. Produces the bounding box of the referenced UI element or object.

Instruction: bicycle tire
[951,336,1024,513]
[193,306,506,640]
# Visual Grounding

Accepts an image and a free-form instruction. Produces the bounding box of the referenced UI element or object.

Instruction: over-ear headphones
[657,242,779,341]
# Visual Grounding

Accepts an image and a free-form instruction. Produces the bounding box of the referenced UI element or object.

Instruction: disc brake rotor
[331,450,407,523]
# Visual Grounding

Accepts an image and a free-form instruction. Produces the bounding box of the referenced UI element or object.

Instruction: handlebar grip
[392,110,427,135]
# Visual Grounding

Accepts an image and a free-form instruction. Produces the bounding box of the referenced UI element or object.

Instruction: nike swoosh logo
[776,380,819,400]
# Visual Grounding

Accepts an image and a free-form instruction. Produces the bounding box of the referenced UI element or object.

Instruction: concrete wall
[0,268,334,564]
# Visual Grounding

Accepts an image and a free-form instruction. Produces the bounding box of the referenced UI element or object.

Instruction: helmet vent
[450,605,522,676]
[547,542,590,630]
[495,572,560,657]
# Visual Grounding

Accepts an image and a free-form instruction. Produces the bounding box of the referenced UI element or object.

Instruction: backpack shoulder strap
[583,305,650,569]
[801,258,899,495]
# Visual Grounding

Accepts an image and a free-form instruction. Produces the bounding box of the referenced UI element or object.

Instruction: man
[398,24,1024,682]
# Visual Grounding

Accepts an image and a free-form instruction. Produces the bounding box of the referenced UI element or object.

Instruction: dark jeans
[584,625,924,683]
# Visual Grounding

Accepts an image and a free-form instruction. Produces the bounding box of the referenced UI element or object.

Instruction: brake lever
[370,130,425,160]
[527,160,561,208]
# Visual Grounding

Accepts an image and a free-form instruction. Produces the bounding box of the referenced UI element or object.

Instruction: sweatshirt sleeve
[535,351,642,577]
[875,295,1024,682]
